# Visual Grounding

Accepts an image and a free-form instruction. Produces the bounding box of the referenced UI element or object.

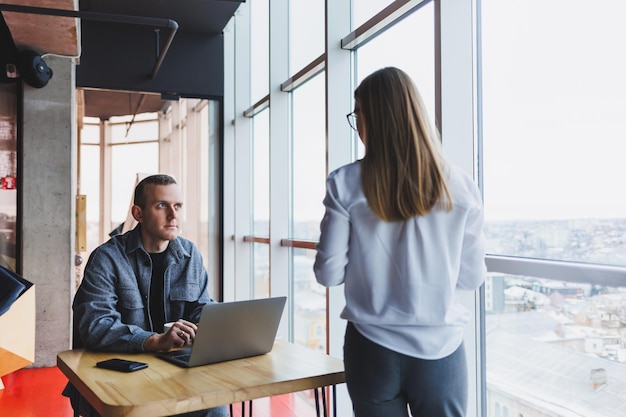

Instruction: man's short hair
[133,174,177,208]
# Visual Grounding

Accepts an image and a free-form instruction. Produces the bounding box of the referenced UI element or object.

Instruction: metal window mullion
[243,95,270,118]
[268,0,290,340]
[341,0,431,50]
[107,139,159,146]
[437,1,482,416]
[486,255,626,288]
[184,99,202,247]
[222,17,237,302]
[192,99,208,113]
[100,119,112,244]
[233,2,253,301]
[243,235,271,244]
[326,0,354,416]
[280,54,326,93]
[280,238,316,250]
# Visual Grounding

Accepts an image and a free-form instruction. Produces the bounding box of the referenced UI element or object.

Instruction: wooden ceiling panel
[81,89,169,119]
[0,0,79,57]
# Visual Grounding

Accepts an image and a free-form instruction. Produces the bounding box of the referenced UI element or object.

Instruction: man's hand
[143,319,198,352]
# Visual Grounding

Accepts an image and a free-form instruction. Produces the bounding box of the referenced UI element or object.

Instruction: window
[486,272,626,416]
[224,1,478,416]
[356,1,435,119]
[79,118,101,254]
[253,110,270,238]
[481,1,626,415]
[78,101,219,296]
[291,74,326,242]
[109,115,158,144]
[482,0,626,266]
[253,109,270,298]
[109,115,159,229]
[355,1,435,158]
[250,0,269,103]
[291,73,326,351]
[352,0,396,29]
[289,0,324,74]
[202,101,222,297]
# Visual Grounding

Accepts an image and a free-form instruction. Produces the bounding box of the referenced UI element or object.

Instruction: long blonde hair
[357,67,451,221]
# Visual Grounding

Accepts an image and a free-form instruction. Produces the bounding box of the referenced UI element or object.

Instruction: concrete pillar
[21,56,76,367]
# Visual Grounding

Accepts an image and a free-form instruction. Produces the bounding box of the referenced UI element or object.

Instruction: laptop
[156,296,286,367]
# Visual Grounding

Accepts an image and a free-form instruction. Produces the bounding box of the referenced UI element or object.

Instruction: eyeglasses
[346,112,358,131]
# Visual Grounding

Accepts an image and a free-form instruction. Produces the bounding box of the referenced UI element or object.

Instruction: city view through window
[484,228,626,417]
[482,1,626,415]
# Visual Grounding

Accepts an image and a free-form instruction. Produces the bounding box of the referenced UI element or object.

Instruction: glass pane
[481,0,626,266]
[291,74,327,357]
[110,143,159,229]
[81,120,100,144]
[355,3,435,158]
[253,109,270,237]
[250,0,269,103]
[110,116,159,144]
[292,247,326,352]
[486,272,626,416]
[289,0,324,74]
[205,101,222,296]
[253,242,270,299]
[291,73,326,241]
[352,0,395,29]
[79,144,101,252]
[197,104,209,263]
[252,108,270,300]
[356,2,435,119]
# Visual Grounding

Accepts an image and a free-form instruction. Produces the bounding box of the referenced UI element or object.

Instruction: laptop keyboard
[164,348,192,361]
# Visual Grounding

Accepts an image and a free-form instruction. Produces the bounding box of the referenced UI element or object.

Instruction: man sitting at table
[63,174,227,417]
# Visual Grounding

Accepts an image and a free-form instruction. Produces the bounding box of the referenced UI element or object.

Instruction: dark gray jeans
[344,322,468,417]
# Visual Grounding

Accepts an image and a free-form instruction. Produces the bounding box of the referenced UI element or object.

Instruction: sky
[481,0,626,221]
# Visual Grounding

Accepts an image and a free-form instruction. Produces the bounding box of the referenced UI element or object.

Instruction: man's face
[133,183,183,251]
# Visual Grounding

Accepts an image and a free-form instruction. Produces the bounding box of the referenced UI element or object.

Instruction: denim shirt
[64,226,224,417]
[73,225,213,352]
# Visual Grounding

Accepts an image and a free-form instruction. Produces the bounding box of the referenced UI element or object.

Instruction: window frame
[224,0,484,415]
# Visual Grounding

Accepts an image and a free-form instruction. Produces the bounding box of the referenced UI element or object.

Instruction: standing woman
[314,67,486,417]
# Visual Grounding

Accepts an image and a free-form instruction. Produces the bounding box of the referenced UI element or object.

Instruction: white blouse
[314,160,486,359]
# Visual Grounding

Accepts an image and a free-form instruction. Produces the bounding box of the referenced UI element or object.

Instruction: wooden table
[57,341,345,417]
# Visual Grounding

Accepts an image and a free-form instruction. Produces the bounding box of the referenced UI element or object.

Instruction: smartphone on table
[96,358,148,372]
